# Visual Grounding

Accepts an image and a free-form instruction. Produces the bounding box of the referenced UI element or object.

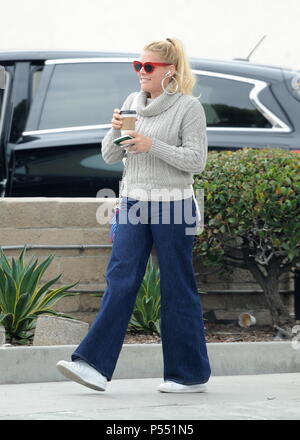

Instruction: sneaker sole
[158,385,207,393]
[56,362,106,392]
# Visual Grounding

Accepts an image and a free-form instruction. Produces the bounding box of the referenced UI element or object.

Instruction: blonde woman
[57,38,211,393]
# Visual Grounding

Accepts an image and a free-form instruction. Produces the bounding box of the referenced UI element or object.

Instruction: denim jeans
[71,196,211,385]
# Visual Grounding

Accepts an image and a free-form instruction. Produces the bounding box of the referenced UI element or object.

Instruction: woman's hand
[111,108,123,130]
[120,131,153,153]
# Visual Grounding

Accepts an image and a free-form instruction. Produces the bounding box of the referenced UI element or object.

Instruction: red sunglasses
[133,60,171,74]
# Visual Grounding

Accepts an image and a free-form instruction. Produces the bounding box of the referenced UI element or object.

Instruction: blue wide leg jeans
[71,196,211,385]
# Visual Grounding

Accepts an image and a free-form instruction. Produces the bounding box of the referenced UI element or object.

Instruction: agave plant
[128,255,161,335]
[0,245,80,344]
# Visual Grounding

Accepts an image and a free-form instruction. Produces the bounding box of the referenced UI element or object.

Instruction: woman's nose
[140,66,149,75]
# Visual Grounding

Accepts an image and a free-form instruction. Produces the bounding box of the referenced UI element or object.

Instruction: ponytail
[143,37,196,96]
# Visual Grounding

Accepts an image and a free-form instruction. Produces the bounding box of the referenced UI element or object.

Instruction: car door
[11,58,139,197]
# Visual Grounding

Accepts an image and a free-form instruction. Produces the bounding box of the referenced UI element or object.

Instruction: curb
[1,341,299,385]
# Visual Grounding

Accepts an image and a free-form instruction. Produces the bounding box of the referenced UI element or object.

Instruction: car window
[38,62,139,129]
[194,74,272,128]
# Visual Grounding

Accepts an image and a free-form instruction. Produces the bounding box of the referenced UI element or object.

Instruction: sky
[0,0,299,71]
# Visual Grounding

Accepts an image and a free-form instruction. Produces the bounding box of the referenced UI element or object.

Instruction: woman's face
[137,50,176,99]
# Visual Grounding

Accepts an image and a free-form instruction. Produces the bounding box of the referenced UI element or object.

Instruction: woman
[57,38,211,393]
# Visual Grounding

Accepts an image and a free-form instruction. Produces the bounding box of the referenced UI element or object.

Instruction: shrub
[193,147,300,325]
[0,246,80,344]
[128,255,161,334]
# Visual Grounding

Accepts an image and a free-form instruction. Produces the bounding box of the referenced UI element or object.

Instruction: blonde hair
[143,38,196,96]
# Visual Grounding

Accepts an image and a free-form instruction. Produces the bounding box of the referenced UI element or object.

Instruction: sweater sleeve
[148,99,208,174]
[101,92,138,164]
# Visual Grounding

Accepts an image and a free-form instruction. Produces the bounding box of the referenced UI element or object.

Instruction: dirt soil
[124,323,278,344]
[7,323,291,346]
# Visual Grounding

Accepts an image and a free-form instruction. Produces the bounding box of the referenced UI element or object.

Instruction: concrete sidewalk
[1,373,300,420]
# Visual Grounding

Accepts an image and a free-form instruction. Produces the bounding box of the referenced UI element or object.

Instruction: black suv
[0,51,299,197]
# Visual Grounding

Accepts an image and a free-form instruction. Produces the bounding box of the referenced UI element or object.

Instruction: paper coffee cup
[120,110,137,135]
[238,312,256,328]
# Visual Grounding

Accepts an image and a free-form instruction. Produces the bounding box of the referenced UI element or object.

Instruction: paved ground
[0,373,300,420]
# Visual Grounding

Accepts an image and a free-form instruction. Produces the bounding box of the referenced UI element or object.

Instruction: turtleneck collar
[135,90,183,117]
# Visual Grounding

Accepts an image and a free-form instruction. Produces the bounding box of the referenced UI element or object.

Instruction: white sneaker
[56,359,107,391]
[157,380,207,393]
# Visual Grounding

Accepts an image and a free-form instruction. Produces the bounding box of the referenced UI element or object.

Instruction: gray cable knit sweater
[101,90,208,201]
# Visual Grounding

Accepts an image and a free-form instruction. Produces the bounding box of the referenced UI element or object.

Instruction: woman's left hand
[120,131,153,153]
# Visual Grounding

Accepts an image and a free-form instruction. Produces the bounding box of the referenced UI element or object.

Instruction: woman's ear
[170,65,177,77]
[165,69,176,78]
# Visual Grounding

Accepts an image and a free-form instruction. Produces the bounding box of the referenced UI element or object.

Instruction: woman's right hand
[111,108,123,130]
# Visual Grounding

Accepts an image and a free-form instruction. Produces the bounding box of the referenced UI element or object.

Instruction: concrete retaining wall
[0,197,113,293]
[52,289,294,326]
[0,198,295,325]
